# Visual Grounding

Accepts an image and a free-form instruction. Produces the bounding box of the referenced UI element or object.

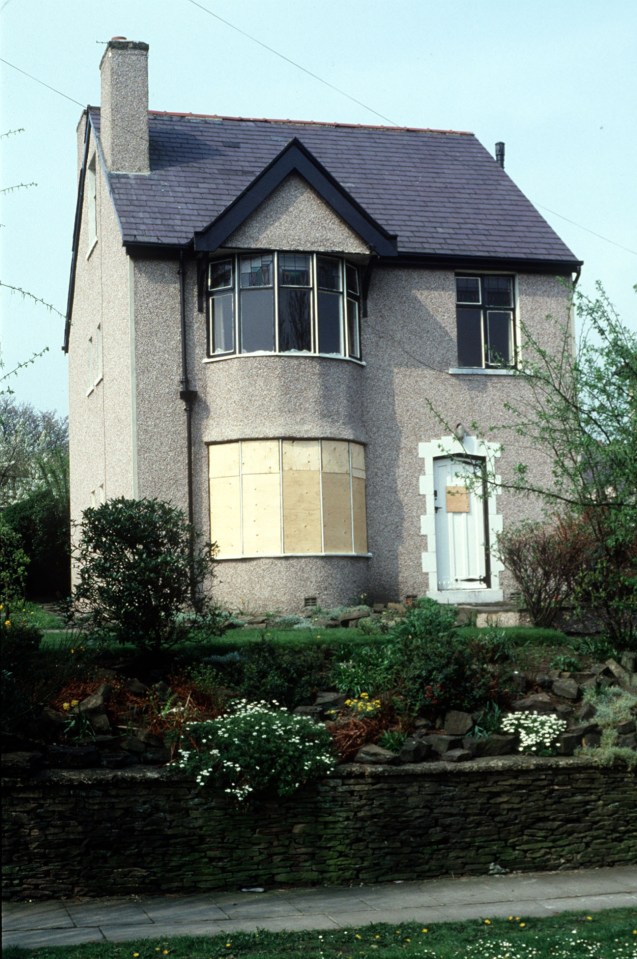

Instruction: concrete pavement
[3,866,637,950]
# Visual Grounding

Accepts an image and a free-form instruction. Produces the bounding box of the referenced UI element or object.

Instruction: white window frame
[207,252,362,362]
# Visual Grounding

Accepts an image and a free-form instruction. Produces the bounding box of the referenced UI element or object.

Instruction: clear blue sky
[1,0,636,416]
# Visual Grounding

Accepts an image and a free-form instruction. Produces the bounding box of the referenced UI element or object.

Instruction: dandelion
[484,918,491,924]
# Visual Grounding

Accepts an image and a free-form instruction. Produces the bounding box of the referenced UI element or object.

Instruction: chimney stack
[495,141,505,169]
[99,38,149,174]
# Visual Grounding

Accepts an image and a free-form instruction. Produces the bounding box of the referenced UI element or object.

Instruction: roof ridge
[145,109,474,136]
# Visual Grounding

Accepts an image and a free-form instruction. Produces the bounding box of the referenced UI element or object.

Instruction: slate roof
[89,108,579,268]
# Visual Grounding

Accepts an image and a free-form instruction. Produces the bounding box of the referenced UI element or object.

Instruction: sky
[1,0,636,417]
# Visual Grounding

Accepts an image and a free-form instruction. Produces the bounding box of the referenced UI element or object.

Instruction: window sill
[85,376,103,397]
[203,352,365,367]
[86,238,98,260]
[448,367,517,376]
[215,552,372,561]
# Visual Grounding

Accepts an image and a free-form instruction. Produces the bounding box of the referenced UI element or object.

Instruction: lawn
[3,909,636,958]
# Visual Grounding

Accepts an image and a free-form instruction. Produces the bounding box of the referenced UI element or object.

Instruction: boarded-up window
[209,439,367,557]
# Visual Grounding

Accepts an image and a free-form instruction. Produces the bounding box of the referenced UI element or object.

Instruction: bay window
[208,253,362,360]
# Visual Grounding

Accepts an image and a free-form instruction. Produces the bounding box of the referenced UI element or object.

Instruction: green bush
[2,488,70,600]
[0,518,29,604]
[71,497,219,653]
[174,699,335,799]
[237,637,328,708]
[1,603,42,671]
[332,598,510,716]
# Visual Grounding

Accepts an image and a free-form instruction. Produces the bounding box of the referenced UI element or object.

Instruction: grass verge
[3,908,636,959]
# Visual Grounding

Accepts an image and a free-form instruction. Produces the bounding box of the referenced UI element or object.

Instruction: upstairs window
[208,253,361,360]
[455,274,516,368]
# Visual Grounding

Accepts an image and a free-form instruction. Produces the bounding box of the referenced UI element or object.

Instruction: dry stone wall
[3,757,636,900]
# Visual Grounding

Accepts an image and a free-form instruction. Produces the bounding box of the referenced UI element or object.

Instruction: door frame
[419,434,504,604]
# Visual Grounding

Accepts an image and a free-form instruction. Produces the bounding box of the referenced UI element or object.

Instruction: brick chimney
[99,38,149,174]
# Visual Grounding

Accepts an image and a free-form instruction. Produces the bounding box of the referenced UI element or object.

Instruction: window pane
[347,298,361,359]
[318,290,342,354]
[240,255,273,289]
[317,256,341,291]
[210,292,235,354]
[279,254,310,287]
[240,289,275,352]
[346,264,359,296]
[483,275,513,307]
[209,259,233,290]
[279,288,311,351]
[486,310,513,366]
[456,276,481,304]
[456,307,483,366]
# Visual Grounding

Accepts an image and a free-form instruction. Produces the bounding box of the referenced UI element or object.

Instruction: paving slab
[3,866,636,948]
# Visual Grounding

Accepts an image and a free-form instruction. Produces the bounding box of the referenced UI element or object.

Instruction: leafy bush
[174,700,335,799]
[500,711,567,754]
[497,516,592,628]
[332,598,510,716]
[237,637,328,708]
[71,497,218,653]
[2,488,70,600]
[1,603,42,671]
[0,518,29,603]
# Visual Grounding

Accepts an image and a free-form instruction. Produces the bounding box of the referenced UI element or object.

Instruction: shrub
[0,518,29,603]
[174,700,335,799]
[1,603,42,671]
[500,711,567,754]
[237,637,328,708]
[497,516,592,628]
[71,497,218,653]
[2,488,70,600]
[332,598,510,717]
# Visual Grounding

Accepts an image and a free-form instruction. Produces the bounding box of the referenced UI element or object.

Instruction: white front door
[433,457,489,591]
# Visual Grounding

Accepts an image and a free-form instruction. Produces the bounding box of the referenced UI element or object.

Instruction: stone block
[551,677,580,701]
[353,744,398,765]
[443,710,474,736]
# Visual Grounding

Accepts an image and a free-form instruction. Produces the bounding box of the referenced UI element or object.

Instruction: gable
[225,174,371,254]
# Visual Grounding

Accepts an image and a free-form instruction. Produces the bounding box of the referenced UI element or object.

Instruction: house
[64,38,581,613]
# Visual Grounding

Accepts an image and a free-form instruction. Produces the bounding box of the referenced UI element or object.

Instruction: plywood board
[210,476,241,554]
[322,439,349,474]
[352,476,368,553]
[241,440,280,475]
[446,485,470,513]
[350,442,366,478]
[242,473,281,554]
[283,471,321,553]
[282,439,319,472]
[322,473,352,552]
[209,442,240,479]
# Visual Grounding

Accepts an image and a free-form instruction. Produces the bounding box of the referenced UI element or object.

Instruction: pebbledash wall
[3,758,636,900]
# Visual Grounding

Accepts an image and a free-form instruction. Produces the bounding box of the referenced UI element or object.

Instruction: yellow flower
[421,928,428,934]
[519,922,526,928]
[355,933,362,939]
[4,620,11,628]
[71,699,79,707]
[133,953,140,958]
[62,702,71,711]
[484,919,491,925]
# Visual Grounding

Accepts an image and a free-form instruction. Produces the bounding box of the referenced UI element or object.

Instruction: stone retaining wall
[3,757,636,900]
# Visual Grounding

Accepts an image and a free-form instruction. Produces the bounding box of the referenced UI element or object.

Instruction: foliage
[0,518,29,602]
[332,598,511,716]
[378,729,408,752]
[236,636,328,708]
[71,497,218,653]
[496,515,591,628]
[0,395,68,508]
[482,286,637,649]
[500,711,567,755]
[174,699,335,799]
[0,601,43,670]
[3,487,70,598]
